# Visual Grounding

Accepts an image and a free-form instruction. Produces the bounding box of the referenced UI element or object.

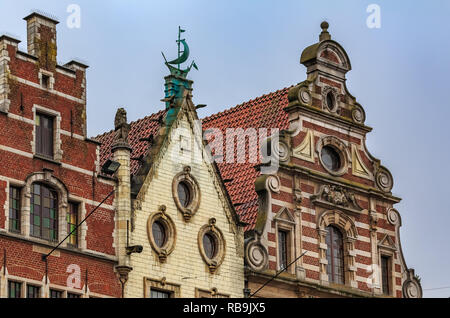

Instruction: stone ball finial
[319,21,331,41]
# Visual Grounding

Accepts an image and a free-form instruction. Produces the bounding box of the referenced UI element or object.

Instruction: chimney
[24,12,59,71]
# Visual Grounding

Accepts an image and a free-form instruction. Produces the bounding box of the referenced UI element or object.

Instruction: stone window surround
[143,277,180,298]
[316,135,349,177]
[377,245,396,297]
[147,205,176,263]
[197,218,226,274]
[2,177,88,253]
[321,85,341,115]
[38,69,55,91]
[172,166,201,222]
[32,104,63,162]
[317,209,358,289]
[10,170,84,249]
[274,208,296,274]
[195,287,230,298]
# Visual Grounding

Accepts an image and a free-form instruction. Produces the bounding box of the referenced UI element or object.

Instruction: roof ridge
[202,85,293,122]
[128,108,166,126]
[92,108,167,141]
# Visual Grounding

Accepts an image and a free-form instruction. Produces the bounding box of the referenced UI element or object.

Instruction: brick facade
[241,22,422,298]
[0,13,121,298]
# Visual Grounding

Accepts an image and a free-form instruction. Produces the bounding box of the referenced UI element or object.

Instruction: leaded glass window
[30,183,58,241]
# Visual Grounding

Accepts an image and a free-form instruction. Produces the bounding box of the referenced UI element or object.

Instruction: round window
[321,146,341,171]
[203,233,217,259]
[152,220,167,248]
[177,182,191,207]
[326,92,335,111]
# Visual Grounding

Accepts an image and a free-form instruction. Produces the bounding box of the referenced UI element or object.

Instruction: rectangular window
[50,289,63,298]
[381,255,391,295]
[41,74,49,89]
[9,186,21,232]
[35,113,54,158]
[67,293,81,298]
[67,202,79,247]
[8,281,22,298]
[278,230,289,270]
[150,289,171,298]
[27,285,40,298]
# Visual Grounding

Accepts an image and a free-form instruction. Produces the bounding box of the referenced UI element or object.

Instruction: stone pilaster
[112,143,132,268]
[0,36,16,113]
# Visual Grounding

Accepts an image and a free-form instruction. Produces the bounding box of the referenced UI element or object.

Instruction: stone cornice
[245,268,389,298]
[285,102,372,134]
[0,231,118,263]
[277,163,401,203]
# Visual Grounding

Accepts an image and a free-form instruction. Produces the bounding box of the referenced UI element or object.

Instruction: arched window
[30,183,58,241]
[325,225,344,284]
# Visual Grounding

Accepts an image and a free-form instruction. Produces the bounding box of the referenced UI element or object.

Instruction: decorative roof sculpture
[162,26,198,78]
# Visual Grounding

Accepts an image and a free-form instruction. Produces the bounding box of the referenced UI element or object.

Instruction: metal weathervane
[162,26,198,78]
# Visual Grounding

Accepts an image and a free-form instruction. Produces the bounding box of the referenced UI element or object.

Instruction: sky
[1,0,449,298]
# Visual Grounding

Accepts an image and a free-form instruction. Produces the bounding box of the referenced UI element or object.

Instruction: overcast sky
[1,0,449,297]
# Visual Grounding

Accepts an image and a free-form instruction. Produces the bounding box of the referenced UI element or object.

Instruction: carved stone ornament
[375,166,393,193]
[147,205,177,263]
[275,141,290,162]
[351,103,366,124]
[294,188,303,209]
[316,135,349,177]
[113,108,130,145]
[244,235,268,271]
[172,166,201,222]
[321,86,341,115]
[298,86,312,106]
[402,269,423,298]
[387,208,400,226]
[311,184,362,214]
[198,220,226,274]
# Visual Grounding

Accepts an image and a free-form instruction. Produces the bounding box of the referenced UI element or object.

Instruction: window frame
[35,112,55,159]
[172,166,201,222]
[149,288,173,298]
[8,280,22,298]
[278,229,289,271]
[30,182,59,242]
[9,185,21,233]
[144,277,181,298]
[325,225,345,285]
[50,289,64,298]
[273,207,296,274]
[67,202,79,247]
[26,284,41,298]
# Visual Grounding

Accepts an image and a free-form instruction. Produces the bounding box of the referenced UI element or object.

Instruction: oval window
[203,233,216,259]
[177,182,191,207]
[152,220,167,248]
[326,92,334,111]
[321,146,341,171]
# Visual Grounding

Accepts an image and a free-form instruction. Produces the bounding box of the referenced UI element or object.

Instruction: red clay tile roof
[95,110,167,175]
[95,87,290,230]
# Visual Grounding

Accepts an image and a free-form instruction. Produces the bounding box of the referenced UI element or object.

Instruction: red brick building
[0,12,422,299]
[0,13,121,298]
[97,22,422,298]
[204,22,422,298]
